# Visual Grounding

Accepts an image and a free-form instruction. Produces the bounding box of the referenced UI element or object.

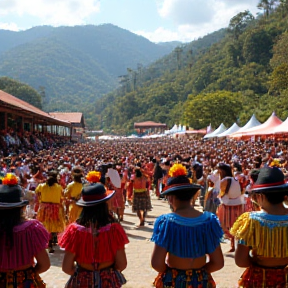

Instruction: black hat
[251,167,288,193]
[77,183,115,206]
[0,173,29,209]
[161,164,201,196]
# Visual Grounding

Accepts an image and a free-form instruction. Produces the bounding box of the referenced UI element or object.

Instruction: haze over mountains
[0,24,180,110]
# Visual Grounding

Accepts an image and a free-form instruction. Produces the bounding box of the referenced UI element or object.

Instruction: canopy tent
[230,112,282,137]
[204,123,227,139]
[270,117,288,134]
[234,114,261,134]
[217,123,241,137]
[164,124,178,134]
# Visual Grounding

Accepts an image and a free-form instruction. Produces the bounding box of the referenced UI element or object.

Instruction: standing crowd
[1,136,288,287]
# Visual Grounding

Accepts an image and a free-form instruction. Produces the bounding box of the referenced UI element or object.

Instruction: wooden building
[134,121,167,134]
[0,90,71,135]
[49,112,86,142]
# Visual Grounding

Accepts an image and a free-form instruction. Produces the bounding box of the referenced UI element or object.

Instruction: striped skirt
[65,267,126,288]
[217,203,245,231]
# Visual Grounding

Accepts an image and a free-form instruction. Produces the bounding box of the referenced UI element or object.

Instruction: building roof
[0,90,71,126]
[49,112,83,123]
[134,121,167,128]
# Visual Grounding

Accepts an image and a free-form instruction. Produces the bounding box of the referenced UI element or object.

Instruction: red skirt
[239,265,288,288]
[217,204,244,231]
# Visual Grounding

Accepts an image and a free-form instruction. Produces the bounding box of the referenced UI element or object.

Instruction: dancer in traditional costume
[0,173,50,287]
[64,166,84,223]
[151,164,224,288]
[216,163,245,252]
[36,170,65,253]
[59,183,129,288]
[132,166,152,226]
[231,166,288,288]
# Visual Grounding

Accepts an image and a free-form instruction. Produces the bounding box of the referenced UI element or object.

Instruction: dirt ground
[41,197,244,288]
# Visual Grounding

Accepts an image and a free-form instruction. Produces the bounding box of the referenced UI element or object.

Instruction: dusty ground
[41,197,244,288]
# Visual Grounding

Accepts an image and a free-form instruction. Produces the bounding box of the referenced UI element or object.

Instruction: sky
[0,0,260,43]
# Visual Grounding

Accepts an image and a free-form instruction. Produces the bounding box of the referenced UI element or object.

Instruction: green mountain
[95,3,288,133]
[0,24,177,111]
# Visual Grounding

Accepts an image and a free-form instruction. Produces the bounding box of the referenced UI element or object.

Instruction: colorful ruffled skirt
[217,204,245,231]
[37,202,66,233]
[153,267,216,288]
[0,267,45,288]
[238,264,288,288]
[65,266,126,288]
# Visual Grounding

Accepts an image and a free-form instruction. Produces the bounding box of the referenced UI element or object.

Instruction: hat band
[82,193,108,201]
[163,183,191,192]
[253,180,285,189]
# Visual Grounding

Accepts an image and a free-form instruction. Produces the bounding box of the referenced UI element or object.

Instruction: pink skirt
[217,204,245,231]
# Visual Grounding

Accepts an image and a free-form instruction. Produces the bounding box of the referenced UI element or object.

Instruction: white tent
[233,114,261,134]
[165,124,178,134]
[204,123,227,138]
[217,123,241,137]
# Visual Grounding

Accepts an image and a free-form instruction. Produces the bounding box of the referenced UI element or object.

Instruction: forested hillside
[94,1,288,134]
[0,24,177,112]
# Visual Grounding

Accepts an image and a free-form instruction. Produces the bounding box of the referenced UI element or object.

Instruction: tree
[257,0,277,18]
[269,63,288,93]
[228,10,255,40]
[184,91,242,129]
[243,28,273,65]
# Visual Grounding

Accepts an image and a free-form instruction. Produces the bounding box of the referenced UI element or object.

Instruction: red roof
[0,90,71,126]
[134,121,167,128]
[49,112,83,123]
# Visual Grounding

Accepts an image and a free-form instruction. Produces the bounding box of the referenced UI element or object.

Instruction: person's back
[231,167,288,288]
[59,183,129,288]
[151,164,224,288]
[0,173,50,287]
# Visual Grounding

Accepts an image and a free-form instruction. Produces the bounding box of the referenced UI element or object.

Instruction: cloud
[135,27,181,43]
[149,0,260,42]
[0,0,101,26]
[157,0,259,26]
[0,22,20,31]
[158,0,214,25]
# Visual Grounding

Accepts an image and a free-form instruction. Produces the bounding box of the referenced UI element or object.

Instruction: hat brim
[161,184,201,196]
[0,200,29,209]
[76,190,115,206]
[252,183,288,193]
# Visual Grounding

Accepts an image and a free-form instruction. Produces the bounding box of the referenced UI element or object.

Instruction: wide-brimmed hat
[77,183,115,206]
[251,167,288,193]
[161,164,201,196]
[0,173,29,209]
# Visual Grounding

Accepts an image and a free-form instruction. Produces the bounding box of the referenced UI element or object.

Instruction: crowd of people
[0,135,288,287]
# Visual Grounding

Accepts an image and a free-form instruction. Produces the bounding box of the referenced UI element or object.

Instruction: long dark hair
[76,202,116,228]
[46,171,58,186]
[0,207,25,249]
[73,175,82,183]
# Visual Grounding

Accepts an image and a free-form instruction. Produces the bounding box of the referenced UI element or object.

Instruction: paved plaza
[41,198,244,288]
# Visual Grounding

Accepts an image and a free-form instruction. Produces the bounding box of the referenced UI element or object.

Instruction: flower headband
[2,173,18,185]
[86,171,101,183]
[168,164,187,177]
